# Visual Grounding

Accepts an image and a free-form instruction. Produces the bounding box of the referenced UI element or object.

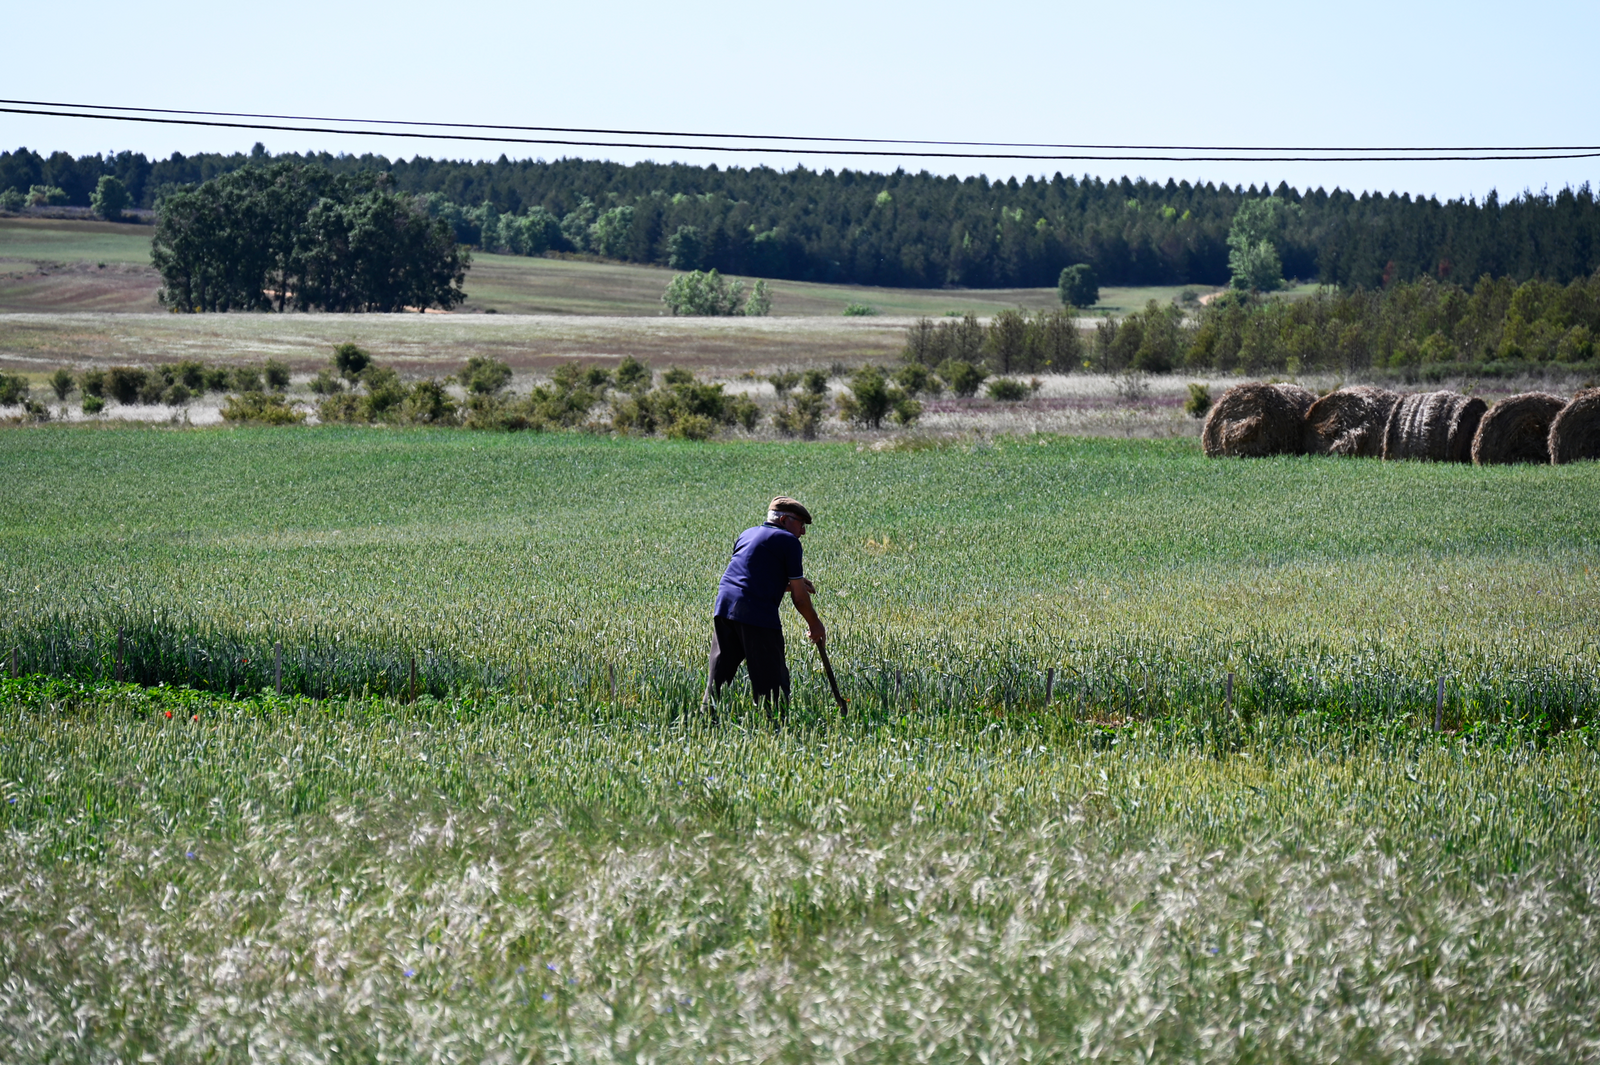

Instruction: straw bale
[1471,392,1566,465]
[1380,391,1487,462]
[1201,382,1315,458]
[1302,386,1401,457]
[1548,389,1600,464]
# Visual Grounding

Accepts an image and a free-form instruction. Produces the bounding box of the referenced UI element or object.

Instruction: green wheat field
[3,424,1599,1061]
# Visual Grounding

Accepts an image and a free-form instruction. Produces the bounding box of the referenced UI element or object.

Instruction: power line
[4,102,1599,163]
[5,97,1597,155]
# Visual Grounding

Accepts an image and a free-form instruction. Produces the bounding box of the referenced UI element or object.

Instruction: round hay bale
[1381,391,1486,462]
[1548,388,1600,464]
[1302,385,1401,457]
[1471,392,1566,465]
[1201,382,1315,458]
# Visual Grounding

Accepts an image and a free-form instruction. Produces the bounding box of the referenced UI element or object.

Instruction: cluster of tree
[661,270,770,316]
[151,162,469,313]
[902,309,1085,383]
[1082,270,1600,377]
[8,144,1600,290]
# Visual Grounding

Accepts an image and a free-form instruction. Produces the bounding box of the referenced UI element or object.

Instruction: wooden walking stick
[816,641,848,714]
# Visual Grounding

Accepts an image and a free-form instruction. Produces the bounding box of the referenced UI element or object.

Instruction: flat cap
[769,496,813,524]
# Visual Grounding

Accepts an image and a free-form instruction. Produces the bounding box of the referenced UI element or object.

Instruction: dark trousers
[705,616,790,706]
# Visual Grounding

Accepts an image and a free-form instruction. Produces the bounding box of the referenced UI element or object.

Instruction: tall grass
[2,678,1598,1061]
[3,427,1599,1057]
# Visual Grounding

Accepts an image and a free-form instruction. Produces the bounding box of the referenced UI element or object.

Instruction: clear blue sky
[5,0,1596,202]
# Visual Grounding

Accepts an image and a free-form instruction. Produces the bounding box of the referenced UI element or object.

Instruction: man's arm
[788,578,826,645]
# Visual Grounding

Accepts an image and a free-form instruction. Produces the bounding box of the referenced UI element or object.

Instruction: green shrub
[838,366,893,428]
[81,395,105,415]
[767,370,801,397]
[106,367,147,404]
[986,377,1029,401]
[1184,383,1213,418]
[333,342,371,383]
[843,302,878,317]
[772,393,829,439]
[173,360,207,391]
[231,366,264,393]
[79,368,106,398]
[309,369,343,396]
[26,184,68,207]
[938,359,987,398]
[458,356,513,395]
[727,393,760,431]
[666,413,715,441]
[263,359,291,392]
[1059,263,1099,308]
[0,373,28,406]
[661,270,765,317]
[401,380,458,424]
[0,188,23,212]
[48,368,74,401]
[163,383,192,406]
[202,366,231,393]
[221,392,305,425]
[615,356,651,394]
[138,370,169,404]
[890,396,923,427]
[360,367,407,418]
[892,363,940,397]
[90,175,129,221]
[801,368,829,396]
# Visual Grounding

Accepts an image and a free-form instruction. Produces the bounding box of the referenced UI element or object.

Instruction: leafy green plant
[1185,383,1213,418]
[263,359,291,392]
[843,302,878,317]
[0,373,28,406]
[81,395,105,415]
[106,367,147,405]
[458,356,513,395]
[48,369,74,402]
[333,342,372,383]
[78,368,106,398]
[937,359,987,398]
[1059,263,1099,307]
[661,270,760,317]
[221,392,305,425]
[231,366,264,393]
[90,175,129,221]
[986,377,1029,401]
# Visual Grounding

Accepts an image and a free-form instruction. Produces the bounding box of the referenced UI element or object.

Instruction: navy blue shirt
[713,523,805,630]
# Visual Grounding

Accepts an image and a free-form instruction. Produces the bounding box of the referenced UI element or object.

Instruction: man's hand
[808,623,826,646]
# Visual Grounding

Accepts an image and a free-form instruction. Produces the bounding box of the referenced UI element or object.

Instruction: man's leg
[741,623,791,705]
[703,616,747,712]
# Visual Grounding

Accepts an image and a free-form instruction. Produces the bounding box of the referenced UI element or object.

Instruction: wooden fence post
[274,642,282,696]
[409,657,417,703]
[1435,675,1445,732]
[1225,671,1234,716]
[115,628,125,684]
[1044,667,1055,707]
[609,662,617,704]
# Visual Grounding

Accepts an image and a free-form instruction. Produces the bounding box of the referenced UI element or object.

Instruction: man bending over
[705,496,826,708]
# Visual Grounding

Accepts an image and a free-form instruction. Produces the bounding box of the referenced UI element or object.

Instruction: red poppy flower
[164,710,173,719]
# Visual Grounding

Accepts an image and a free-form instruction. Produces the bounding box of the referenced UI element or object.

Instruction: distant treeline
[5,144,1600,290]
